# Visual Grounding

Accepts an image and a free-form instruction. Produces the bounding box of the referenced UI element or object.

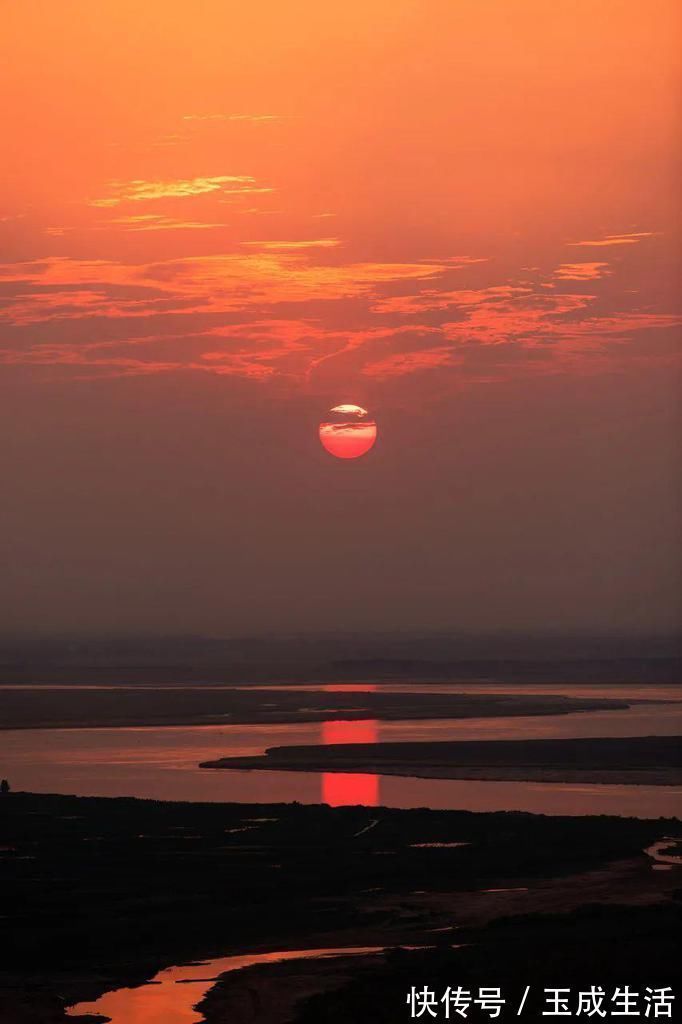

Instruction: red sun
[319,404,377,459]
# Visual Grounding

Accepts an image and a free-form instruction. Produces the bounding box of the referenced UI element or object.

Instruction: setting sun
[318,404,377,459]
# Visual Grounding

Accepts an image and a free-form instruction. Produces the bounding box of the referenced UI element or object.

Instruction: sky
[1,0,681,637]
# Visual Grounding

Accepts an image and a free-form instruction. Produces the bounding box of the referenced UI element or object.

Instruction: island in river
[202,734,682,787]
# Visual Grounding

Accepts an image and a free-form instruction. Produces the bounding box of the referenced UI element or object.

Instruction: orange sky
[1,1,680,635]
[1,0,680,388]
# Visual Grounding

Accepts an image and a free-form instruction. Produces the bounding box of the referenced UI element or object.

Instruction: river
[2,682,681,817]
[66,946,387,1024]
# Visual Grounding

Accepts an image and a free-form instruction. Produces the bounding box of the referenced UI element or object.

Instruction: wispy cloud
[90,175,263,206]
[242,238,341,251]
[568,232,655,248]
[109,214,229,231]
[362,347,457,377]
[0,252,446,328]
[554,262,610,281]
[1,231,677,384]
[372,285,524,315]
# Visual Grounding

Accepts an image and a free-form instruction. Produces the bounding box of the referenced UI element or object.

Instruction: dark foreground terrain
[198,904,682,1024]
[0,793,680,1023]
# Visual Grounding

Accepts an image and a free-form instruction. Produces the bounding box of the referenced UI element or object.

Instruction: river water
[66,946,386,1024]
[23,683,680,1024]
[2,682,681,817]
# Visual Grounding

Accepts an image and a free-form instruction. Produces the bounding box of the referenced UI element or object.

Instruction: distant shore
[0,688,633,731]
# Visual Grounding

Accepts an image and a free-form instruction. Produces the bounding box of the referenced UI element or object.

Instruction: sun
[319,404,377,460]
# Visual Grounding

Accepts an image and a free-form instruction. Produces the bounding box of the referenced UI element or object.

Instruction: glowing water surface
[66,946,385,1024]
[2,683,681,817]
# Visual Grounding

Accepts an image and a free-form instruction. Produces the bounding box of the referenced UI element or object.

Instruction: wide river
[2,682,681,817]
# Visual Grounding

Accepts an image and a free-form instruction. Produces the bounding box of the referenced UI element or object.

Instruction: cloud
[362,347,457,377]
[372,284,523,315]
[437,292,679,353]
[0,230,678,385]
[109,214,230,231]
[242,239,341,250]
[554,262,610,281]
[0,252,445,325]
[361,274,682,381]
[90,176,264,206]
[320,422,375,434]
[0,252,447,378]
[330,404,369,416]
[568,232,655,248]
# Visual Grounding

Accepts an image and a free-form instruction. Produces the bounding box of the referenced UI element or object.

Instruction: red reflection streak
[321,719,379,808]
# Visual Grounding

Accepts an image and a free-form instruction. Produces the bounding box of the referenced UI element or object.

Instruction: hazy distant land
[1,631,680,687]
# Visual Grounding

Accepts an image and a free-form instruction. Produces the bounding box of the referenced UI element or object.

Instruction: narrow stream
[645,837,682,870]
[66,945,386,1024]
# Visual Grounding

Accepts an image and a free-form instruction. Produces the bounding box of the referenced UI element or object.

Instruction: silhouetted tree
[0,779,9,794]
